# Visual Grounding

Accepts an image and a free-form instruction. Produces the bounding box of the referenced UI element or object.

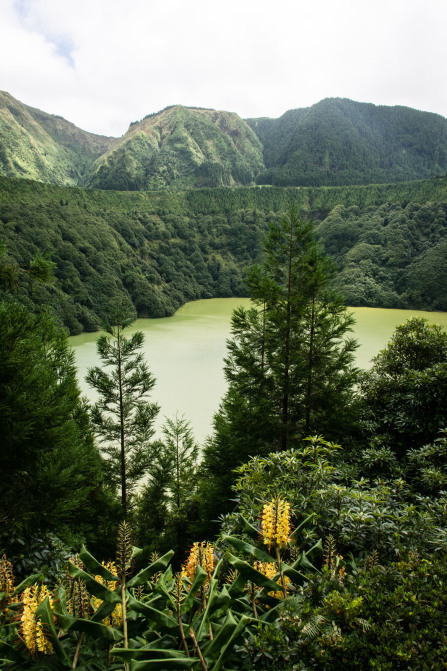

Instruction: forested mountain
[247,97,447,186]
[0,91,116,185]
[2,92,447,189]
[2,175,447,333]
[87,105,265,190]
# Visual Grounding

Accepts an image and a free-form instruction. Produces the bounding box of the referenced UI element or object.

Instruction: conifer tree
[0,300,106,541]
[201,209,359,524]
[135,414,199,561]
[86,314,159,516]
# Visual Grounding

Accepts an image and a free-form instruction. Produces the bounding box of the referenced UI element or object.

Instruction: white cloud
[0,0,446,136]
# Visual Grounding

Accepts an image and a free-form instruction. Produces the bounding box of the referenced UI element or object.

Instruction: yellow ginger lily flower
[92,561,122,627]
[20,584,54,655]
[0,555,14,598]
[181,542,215,587]
[261,498,292,550]
[254,561,291,599]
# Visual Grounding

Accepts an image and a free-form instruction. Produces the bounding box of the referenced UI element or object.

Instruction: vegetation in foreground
[1,211,447,669]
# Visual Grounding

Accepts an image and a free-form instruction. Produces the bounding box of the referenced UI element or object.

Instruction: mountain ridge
[1,91,447,190]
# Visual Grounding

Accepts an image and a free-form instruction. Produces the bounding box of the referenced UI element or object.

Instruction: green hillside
[247,97,447,186]
[2,92,447,190]
[0,91,115,185]
[87,105,265,190]
[2,175,447,333]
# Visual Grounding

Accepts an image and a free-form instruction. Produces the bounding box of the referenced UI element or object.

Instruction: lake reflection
[70,299,447,443]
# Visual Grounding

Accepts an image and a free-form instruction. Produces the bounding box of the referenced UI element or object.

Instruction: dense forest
[1,201,447,668]
[1,174,447,334]
[247,98,447,186]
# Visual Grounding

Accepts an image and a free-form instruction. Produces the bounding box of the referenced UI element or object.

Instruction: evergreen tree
[0,300,106,543]
[135,414,199,562]
[201,209,359,524]
[86,314,159,516]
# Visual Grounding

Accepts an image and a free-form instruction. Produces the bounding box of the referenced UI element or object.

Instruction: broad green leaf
[79,546,119,581]
[130,659,196,670]
[91,598,120,623]
[127,550,175,588]
[206,584,232,620]
[213,614,252,671]
[112,647,191,661]
[226,554,279,593]
[67,563,121,603]
[180,565,208,614]
[290,513,316,540]
[54,611,124,641]
[203,610,237,661]
[279,561,308,585]
[194,576,220,641]
[126,595,178,630]
[222,535,275,564]
[227,572,247,598]
[154,565,174,602]
[238,515,261,539]
[132,545,143,559]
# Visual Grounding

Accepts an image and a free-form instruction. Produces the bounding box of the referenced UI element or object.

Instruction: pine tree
[201,209,359,524]
[0,300,106,541]
[135,414,199,562]
[86,314,159,516]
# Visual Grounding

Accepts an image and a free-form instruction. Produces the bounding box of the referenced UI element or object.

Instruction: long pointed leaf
[11,573,44,596]
[290,513,316,540]
[226,554,279,593]
[213,614,252,671]
[127,551,174,588]
[202,610,237,662]
[194,576,220,641]
[126,595,178,630]
[67,563,121,603]
[112,647,192,661]
[238,515,261,540]
[79,546,119,581]
[180,565,207,614]
[54,611,124,641]
[223,535,275,563]
[130,659,196,670]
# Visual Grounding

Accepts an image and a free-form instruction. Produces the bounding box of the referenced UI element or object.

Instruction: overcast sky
[1,0,446,137]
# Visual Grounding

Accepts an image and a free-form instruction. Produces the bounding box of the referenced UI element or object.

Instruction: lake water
[70,299,447,443]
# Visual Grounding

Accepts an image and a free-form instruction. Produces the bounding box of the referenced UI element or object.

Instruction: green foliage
[86,316,159,515]
[134,415,200,563]
[3,175,447,333]
[0,528,322,671]
[248,97,447,187]
[222,436,443,560]
[245,552,447,670]
[0,90,114,186]
[359,317,447,456]
[0,300,108,544]
[87,106,264,191]
[200,210,359,525]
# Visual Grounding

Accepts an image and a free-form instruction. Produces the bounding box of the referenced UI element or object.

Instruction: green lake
[70,299,447,443]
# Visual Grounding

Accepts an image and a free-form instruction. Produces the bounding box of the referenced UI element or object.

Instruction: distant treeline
[1,175,447,333]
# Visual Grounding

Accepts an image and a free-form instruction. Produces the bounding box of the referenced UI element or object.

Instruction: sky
[1,0,446,138]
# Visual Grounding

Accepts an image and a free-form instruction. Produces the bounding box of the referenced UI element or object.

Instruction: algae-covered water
[70,299,447,442]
